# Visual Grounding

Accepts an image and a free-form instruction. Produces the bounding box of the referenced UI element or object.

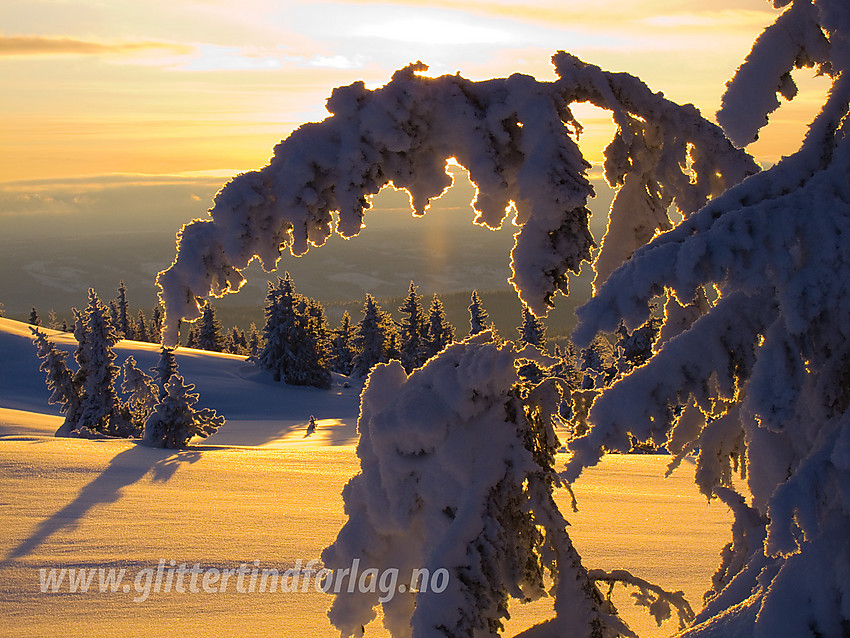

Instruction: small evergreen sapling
[121,355,158,437]
[143,375,224,448]
[152,346,178,401]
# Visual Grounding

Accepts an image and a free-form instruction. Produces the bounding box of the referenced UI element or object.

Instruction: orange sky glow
[0,0,832,184]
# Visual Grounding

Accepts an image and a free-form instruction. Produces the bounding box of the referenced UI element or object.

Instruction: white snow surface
[0,317,735,637]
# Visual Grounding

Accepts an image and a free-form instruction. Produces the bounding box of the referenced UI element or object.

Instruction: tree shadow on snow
[3,442,201,562]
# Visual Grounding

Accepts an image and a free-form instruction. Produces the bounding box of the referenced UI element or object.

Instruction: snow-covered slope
[0,317,734,637]
[0,317,362,445]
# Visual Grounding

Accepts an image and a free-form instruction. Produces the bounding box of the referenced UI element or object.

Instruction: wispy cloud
[0,35,193,58]
[304,54,364,70]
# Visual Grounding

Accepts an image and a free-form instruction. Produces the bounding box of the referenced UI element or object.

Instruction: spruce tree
[143,375,224,448]
[151,305,164,342]
[424,294,454,359]
[115,280,133,339]
[398,281,428,372]
[29,307,40,327]
[31,328,81,433]
[72,288,132,437]
[152,346,178,401]
[331,311,355,375]
[351,294,399,377]
[518,304,546,349]
[468,290,489,336]
[136,309,149,343]
[257,273,331,388]
[121,355,157,437]
[196,300,223,352]
[246,322,262,357]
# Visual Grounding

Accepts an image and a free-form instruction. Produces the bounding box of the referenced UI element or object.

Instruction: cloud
[0,35,193,58]
[173,44,282,72]
[305,54,364,70]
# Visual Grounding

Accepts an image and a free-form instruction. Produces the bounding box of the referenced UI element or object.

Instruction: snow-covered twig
[588,568,696,631]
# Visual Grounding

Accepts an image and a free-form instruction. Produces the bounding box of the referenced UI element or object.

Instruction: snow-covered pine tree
[424,293,454,359]
[258,277,290,382]
[246,322,262,358]
[564,2,850,635]
[185,324,199,349]
[152,346,178,401]
[330,311,355,375]
[467,289,490,336]
[299,298,332,389]
[121,355,157,437]
[151,305,164,342]
[29,307,40,326]
[350,294,399,377]
[579,334,616,391]
[31,327,82,431]
[256,273,331,387]
[70,288,132,437]
[115,280,134,340]
[136,309,149,343]
[142,374,224,448]
[323,332,627,637]
[518,304,546,349]
[196,300,223,352]
[398,281,428,372]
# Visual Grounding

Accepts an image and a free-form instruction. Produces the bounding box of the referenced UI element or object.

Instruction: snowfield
[0,317,734,637]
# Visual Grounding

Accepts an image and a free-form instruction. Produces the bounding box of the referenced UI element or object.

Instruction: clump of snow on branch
[322,331,627,638]
[156,54,754,346]
[569,1,850,635]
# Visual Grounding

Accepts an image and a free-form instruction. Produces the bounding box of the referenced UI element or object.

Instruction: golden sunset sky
[0,0,831,183]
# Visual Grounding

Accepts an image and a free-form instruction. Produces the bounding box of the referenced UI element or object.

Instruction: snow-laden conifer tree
[518,304,546,349]
[351,294,399,377]
[31,327,81,430]
[424,293,454,359]
[152,346,178,402]
[136,309,149,343]
[323,332,627,638]
[121,355,157,437]
[115,280,134,340]
[246,321,262,358]
[29,307,40,327]
[301,298,333,389]
[468,289,490,336]
[196,300,223,352]
[257,273,331,388]
[398,281,429,372]
[142,374,224,448]
[331,311,355,375]
[154,2,850,632]
[151,305,164,342]
[66,289,132,437]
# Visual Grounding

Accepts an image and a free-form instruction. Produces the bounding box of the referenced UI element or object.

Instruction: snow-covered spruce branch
[588,569,695,632]
[571,2,850,636]
[155,53,754,346]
